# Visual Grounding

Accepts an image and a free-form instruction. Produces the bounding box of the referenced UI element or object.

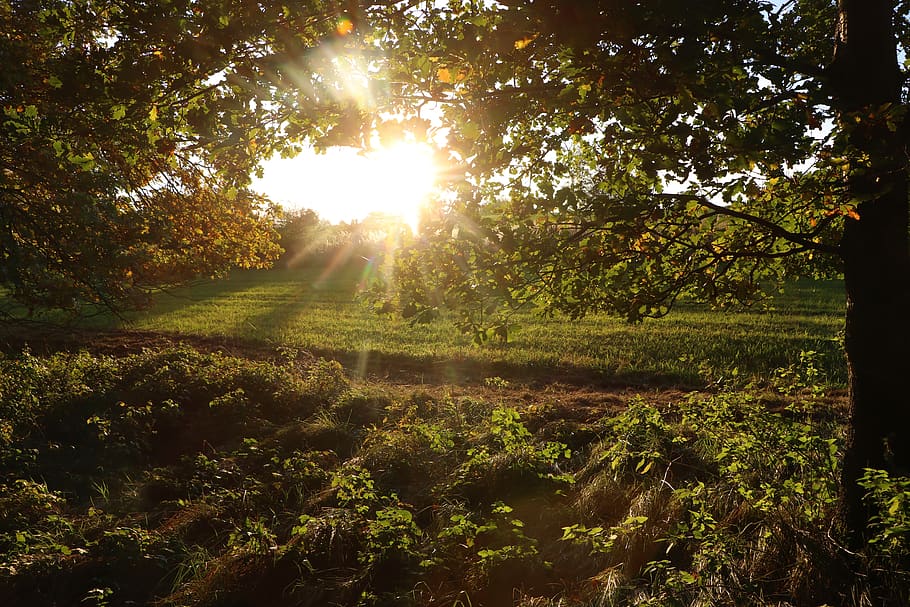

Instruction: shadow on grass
[0,321,705,389]
[0,267,847,389]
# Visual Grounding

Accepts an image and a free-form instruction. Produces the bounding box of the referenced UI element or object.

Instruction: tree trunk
[832,0,910,545]
[840,188,910,541]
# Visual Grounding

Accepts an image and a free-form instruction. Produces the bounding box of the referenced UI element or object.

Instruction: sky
[250,142,439,230]
[251,147,382,223]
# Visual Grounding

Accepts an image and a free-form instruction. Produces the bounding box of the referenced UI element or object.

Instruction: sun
[362,142,437,231]
[253,142,438,233]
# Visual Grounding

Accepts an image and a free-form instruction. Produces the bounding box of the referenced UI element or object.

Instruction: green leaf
[577,83,591,101]
[461,121,481,140]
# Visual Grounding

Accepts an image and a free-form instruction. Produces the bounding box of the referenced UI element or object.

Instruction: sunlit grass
[88,262,846,385]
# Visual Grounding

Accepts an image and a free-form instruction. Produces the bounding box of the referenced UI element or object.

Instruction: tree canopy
[0,0,372,316]
[362,0,910,544]
[374,1,856,326]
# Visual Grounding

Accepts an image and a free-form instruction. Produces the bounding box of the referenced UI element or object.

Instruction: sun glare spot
[336,16,354,36]
[254,141,439,234]
[365,142,437,232]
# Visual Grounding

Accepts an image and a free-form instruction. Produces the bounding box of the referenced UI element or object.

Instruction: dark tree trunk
[840,188,910,541]
[832,0,910,545]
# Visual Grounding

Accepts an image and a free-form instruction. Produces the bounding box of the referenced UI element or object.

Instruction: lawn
[86,261,847,386]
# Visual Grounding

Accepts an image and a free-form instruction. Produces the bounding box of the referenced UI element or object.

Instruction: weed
[561,515,650,556]
[859,468,910,556]
[454,406,573,502]
[331,465,380,515]
[435,501,541,575]
[228,517,277,555]
[363,504,421,566]
[771,349,828,396]
[484,376,511,390]
[0,344,903,607]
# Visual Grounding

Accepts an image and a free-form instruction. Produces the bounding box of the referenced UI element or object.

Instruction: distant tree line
[273,208,412,269]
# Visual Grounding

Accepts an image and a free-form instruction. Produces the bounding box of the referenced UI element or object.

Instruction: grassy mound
[0,347,906,606]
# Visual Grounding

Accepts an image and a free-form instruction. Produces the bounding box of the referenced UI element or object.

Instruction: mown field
[80,261,847,387]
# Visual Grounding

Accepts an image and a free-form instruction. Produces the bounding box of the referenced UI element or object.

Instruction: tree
[6,0,906,552]
[365,0,909,546]
[275,208,329,267]
[0,0,367,317]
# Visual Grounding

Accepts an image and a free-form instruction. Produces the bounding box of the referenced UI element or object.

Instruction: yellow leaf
[437,67,452,83]
[514,34,538,50]
[336,17,354,36]
[148,105,158,122]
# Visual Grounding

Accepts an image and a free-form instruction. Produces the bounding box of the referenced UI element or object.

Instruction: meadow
[85,261,847,387]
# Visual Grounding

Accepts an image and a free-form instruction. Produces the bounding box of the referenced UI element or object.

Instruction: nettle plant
[293,465,422,569]
[858,469,910,557]
[552,353,846,603]
[458,406,573,486]
[436,501,540,571]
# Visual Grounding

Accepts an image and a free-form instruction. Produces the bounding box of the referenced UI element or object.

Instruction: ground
[1,322,874,607]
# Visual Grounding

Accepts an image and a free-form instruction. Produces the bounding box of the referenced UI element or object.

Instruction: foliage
[0,346,907,605]
[273,209,413,270]
[274,208,332,267]
[373,0,856,325]
[858,469,910,555]
[1,0,385,315]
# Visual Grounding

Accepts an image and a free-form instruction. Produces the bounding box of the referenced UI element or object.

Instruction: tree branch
[656,192,840,256]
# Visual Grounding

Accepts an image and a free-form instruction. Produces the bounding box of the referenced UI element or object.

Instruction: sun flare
[254,141,438,233]
[363,142,437,232]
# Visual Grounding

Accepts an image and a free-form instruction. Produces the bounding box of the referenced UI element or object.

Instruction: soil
[0,322,847,415]
[0,322,696,392]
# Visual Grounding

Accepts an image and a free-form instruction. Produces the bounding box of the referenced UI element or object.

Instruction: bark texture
[832,0,910,544]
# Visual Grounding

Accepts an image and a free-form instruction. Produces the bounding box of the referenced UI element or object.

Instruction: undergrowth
[0,346,905,606]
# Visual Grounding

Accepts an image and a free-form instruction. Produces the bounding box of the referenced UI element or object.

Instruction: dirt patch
[0,322,285,361]
[0,324,847,419]
[0,323,699,393]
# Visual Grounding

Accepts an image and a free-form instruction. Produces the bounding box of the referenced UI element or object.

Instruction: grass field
[6,264,909,607]
[82,261,848,386]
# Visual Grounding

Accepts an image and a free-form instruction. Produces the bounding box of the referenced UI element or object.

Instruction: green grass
[75,262,846,385]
